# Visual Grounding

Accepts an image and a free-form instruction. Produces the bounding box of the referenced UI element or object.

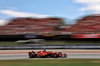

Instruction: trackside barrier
[0,45,100,50]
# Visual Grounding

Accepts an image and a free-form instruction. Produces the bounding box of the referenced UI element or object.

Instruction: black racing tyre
[29,53,35,58]
[53,53,58,58]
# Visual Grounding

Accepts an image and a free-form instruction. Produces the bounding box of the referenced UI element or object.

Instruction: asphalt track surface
[1,50,100,60]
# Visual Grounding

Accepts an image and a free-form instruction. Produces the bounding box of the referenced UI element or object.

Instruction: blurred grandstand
[67,14,100,34]
[0,14,100,40]
[0,17,63,35]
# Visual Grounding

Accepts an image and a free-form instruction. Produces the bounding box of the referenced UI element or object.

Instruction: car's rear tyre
[29,53,35,58]
[53,53,58,58]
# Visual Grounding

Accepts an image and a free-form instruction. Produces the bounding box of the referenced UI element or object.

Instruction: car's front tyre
[53,53,58,58]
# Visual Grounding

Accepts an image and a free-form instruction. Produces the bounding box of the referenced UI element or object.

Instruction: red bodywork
[71,34,100,39]
[28,50,67,58]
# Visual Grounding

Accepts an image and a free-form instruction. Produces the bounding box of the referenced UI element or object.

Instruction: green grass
[0,40,100,46]
[0,42,23,46]
[0,59,100,66]
[42,40,100,45]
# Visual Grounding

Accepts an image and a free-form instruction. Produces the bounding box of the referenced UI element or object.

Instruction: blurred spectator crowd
[0,14,100,35]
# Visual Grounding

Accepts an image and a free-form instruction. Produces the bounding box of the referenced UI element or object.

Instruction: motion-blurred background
[0,0,100,47]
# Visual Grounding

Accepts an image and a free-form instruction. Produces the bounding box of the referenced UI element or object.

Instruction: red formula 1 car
[28,49,67,58]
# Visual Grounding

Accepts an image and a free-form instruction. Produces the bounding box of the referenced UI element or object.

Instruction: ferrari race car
[28,49,67,58]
